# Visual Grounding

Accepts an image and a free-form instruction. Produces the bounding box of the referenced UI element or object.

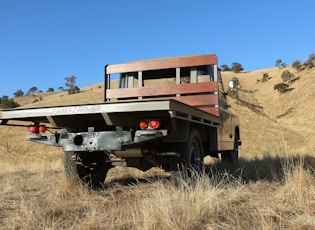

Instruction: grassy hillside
[0,66,315,229]
[223,67,315,155]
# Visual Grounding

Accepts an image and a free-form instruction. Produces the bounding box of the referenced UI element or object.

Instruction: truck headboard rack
[105,54,220,117]
[106,81,219,116]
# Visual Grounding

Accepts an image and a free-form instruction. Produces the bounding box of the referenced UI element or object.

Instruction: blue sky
[0,0,314,98]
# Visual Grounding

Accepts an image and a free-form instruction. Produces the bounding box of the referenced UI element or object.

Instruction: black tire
[183,129,204,175]
[64,151,112,189]
[221,134,239,163]
[76,151,112,189]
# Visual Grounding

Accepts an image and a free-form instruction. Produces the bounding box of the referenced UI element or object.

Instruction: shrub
[262,73,271,82]
[281,70,294,83]
[274,83,289,93]
[68,86,80,95]
[292,60,303,71]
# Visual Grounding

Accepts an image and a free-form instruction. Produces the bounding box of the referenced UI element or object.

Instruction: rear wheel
[64,151,112,189]
[221,134,239,163]
[183,129,204,175]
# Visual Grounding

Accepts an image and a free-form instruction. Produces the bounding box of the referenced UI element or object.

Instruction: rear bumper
[26,127,168,152]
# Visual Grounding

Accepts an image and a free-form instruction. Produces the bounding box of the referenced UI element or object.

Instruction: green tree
[231,62,243,73]
[65,76,80,95]
[27,86,38,95]
[1,95,9,102]
[58,86,65,92]
[47,87,55,92]
[13,89,24,97]
[0,96,20,108]
[0,95,9,105]
[220,64,230,71]
[275,59,282,68]
[65,76,76,89]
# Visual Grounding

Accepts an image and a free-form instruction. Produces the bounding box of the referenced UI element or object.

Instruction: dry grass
[1,66,315,229]
[1,151,315,229]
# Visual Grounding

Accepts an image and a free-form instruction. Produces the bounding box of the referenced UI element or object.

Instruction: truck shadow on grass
[204,154,315,184]
[103,154,315,188]
[103,175,171,189]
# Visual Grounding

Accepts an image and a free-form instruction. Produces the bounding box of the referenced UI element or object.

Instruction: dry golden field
[0,67,315,229]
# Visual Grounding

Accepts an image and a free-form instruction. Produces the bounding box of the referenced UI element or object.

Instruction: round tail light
[139,121,148,129]
[149,119,161,129]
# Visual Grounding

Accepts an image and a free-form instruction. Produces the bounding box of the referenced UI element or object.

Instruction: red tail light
[28,125,39,133]
[140,119,162,130]
[149,119,161,129]
[28,124,47,133]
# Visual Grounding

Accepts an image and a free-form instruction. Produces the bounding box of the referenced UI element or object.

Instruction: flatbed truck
[0,54,241,188]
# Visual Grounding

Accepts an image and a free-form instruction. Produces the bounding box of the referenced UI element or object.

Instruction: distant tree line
[220,62,244,73]
[275,54,315,71]
[220,53,315,74]
[291,53,315,71]
[0,75,80,108]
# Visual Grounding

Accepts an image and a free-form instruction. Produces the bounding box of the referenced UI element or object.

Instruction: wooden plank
[107,94,218,107]
[106,54,217,74]
[199,107,219,116]
[174,95,218,107]
[106,82,218,99]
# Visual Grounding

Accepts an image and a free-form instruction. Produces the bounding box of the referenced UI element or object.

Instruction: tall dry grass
[1,149,315,229]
